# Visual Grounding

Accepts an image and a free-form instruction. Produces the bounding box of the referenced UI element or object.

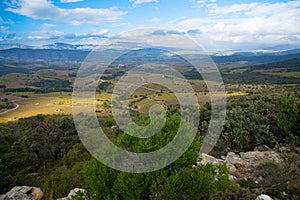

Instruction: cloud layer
[60,0,83,3]
[6,0,126,25]
[2,0,300,49]
[130,0,159,6]
[174,1,300,48]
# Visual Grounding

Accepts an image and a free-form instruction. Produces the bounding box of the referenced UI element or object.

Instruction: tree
[275,95,299,135]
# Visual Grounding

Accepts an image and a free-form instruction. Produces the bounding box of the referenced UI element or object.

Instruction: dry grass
[0,90,247,122]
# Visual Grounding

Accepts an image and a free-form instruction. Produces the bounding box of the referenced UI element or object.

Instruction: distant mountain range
[0,48,90,62]
[0,42,96,51]
[0,43,299,66]
[0,44,33,50]
[1,42,300,52]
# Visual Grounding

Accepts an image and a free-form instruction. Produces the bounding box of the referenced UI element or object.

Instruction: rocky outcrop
[198,150,283,180]
[197,150,287,200]
[56,188,86,200]
[0,186,43,200]
[197,153,224,166]
[199,150,282,170]
[1,187,86,200]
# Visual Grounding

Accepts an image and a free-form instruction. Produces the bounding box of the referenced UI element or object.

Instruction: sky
[0,0,300,50]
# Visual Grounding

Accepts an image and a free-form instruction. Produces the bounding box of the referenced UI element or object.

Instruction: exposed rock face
[197,153,224,166]
[199,150,283,179]
[198,151,285,199]
[0,186,43,200]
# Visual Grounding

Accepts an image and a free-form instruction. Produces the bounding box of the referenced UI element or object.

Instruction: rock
[28,188,43,200]
[0,195,5,200]
[254,145,272,152]
[196,150,283,182]
[256,194,272,200]
[197,153,224,166]
[228,174,237,181]
[224,152,249,172]
[196,150,283,181]
[280,191,288,197]
[1,186,43,200]
[295,147,300,154]
[67,188,86,200]
[278,146,291,153]
[240,151,282,164]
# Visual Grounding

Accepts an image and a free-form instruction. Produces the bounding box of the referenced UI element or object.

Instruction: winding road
[0,103,19,115]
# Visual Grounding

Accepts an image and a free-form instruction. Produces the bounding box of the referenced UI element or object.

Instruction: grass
[0,73,32,88]
[222,68,248,74]
[0,90,247,123]
[0,97,72,123]
[0,92,113,122]
[263,72,300,78]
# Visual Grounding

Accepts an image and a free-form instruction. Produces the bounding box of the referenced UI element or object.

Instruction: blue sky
[0,0,299,50]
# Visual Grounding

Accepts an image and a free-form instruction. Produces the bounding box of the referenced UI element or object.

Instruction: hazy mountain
[36,42,97,51]
[0,44,32,50]
[0,44,299,65]
[0,48,89,62]
[262,44,300,51]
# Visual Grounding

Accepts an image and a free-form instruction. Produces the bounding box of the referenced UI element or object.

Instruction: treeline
[222,71,300,84]
[222,58,300,84]
[3,78,72,93]
[28,79,72,92]
[0,99,14,110]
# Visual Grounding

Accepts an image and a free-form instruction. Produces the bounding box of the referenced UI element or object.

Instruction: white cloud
[27,35,48,40]
[6,0,127,25]
[0,16,15,25]
[30,23,63,39]
[91,29,109,36]
[60,0,83,3]
[0,26,9,33]
[191,0,218,9]
[150,17,161,23]
[173,1,300,48]
[209,3,259,15]
[25,29,109,46]
[130,0,159,7]
[190,0,208,8]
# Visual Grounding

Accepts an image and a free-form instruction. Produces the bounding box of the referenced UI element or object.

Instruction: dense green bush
[213,94,300,153]
[0,115,82,194]
[83,114,238,200]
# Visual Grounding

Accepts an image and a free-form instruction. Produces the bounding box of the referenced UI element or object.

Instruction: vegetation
[0,89,299,199]
[28,78,72,92]
[222,59,300,84]
[213,93,299,153]
[0,52,299,199]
